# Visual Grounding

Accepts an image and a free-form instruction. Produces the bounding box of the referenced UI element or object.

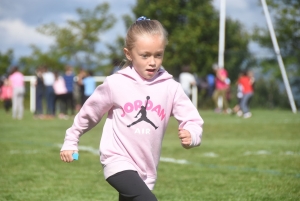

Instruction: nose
[149,56,156,67]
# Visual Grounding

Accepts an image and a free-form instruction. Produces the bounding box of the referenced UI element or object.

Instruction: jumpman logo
[127,96,158,130]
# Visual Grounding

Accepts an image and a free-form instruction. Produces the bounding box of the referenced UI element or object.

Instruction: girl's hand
[60,150,77,163]
[178,128,192,149]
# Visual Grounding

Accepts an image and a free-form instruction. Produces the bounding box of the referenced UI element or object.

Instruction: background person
[212,64,231,114]
[232,73,243,116]
[206,71,215,98]
[42,66,55,119]
[179,65,196,99]
[0,77,13,113]
[53,71,68,119]
[63,65,75,116]
[8,66,25,120]
[74,68,86,111]
[34,66,45,119]
[60,16,204,201]
[238,69,255,118]
[82,70,95,104]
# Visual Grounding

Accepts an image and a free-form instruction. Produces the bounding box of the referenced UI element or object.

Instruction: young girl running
[60,16,204,201]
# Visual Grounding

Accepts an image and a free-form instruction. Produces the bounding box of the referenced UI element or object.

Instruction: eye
[155,53,163,58]
[141,54,148,59]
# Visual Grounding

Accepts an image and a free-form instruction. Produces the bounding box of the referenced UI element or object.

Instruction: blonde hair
[122,19,168,68]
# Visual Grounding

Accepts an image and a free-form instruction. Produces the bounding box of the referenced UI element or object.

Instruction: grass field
[0,109,299,201]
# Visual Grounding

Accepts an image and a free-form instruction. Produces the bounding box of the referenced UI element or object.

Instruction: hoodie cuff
[60,140,79,151]
[188,129,202,147]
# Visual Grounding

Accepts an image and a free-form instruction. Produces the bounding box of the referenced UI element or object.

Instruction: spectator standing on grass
[0,77,12,113]
[74,68,86,111]
[206,71,215,98]
[63,65,75,116]
[34,66,45,119]
[8,66,25,120]
[238,69,254,118]
[53,71,68,120]
[60,16,204,201]
[82,70,95,104]
[179,65,196,99]
[43,66,55,119]
[212,64,231,114]
[232,73,243,116]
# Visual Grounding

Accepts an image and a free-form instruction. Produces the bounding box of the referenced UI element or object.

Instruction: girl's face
[124,34,165,80]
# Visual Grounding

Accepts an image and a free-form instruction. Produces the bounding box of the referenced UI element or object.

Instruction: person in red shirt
[212,64,231,113]
[238,70,254,118]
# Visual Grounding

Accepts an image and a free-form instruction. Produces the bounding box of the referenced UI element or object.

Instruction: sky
[0,0,269,60]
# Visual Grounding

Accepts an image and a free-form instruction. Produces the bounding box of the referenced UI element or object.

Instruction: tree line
[0,0,299,108]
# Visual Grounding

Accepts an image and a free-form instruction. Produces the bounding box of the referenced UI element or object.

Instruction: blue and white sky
[0,0,268,60]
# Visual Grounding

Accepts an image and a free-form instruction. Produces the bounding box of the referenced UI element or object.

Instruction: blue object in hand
[72,153,79,160]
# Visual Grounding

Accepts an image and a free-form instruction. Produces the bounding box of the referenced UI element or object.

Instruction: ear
[123,48,132,61]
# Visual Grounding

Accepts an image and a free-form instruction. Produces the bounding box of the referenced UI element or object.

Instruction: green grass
[0,109,299,201]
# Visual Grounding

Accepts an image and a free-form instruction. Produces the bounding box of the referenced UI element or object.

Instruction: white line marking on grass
[243,150,271,155]
[57,144,190,164]
[160,157,189,164]
[280,151,300,155]
[283,151,294,155]
[202,152,219,157]
[57,144,99,155]
[243,151,252,155]
[257,150,271,155]
[58,144,300,157]
[284,151,294,155]
[76,145,99,154]
[55,144,299,178]
[10,150,38,154]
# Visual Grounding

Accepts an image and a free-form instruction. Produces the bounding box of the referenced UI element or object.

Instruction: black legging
[106,170,157,201]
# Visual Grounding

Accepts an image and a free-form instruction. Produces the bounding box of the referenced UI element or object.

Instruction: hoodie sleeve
[172,83,204,147]
[61,79,113,151]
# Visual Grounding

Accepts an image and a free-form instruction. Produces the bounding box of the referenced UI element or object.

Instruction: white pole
[191,85,198,108]
[261,0,297,113]
[217,0,226,109]
[218,0,226,68]
[24,76,36,113]
[30,77,36,113]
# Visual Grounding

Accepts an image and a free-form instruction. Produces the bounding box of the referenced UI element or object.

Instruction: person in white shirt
[179,65,196,99]
[42,66,55,118]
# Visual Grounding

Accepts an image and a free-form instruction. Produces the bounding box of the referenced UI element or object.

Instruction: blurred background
[0,0,299,110]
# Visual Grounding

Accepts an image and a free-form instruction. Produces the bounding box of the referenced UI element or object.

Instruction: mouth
[146,69,156,73]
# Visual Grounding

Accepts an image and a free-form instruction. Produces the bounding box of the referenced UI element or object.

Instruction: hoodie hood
[117,66,173,85]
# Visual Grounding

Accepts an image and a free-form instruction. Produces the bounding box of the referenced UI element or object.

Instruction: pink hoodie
[61,66,204,190]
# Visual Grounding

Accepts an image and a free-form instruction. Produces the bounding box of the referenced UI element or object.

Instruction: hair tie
[136,16,150,22]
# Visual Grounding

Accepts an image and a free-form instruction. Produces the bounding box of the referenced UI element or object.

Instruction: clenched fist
[60,150,77,163]
[178,128,192,149]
